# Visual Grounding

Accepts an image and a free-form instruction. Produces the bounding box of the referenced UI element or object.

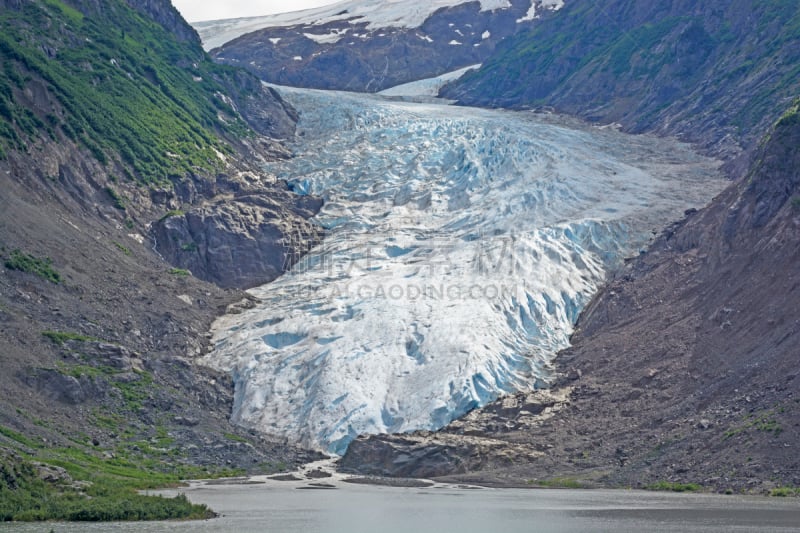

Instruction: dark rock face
[341,389,563,478]
[341,436,486,478]
[443,0,800,158]
[342,103,800,492]
[153,189,323,289]
[18,368,109,405]
[205,0,558,93]
[741,113,800,229]
[212,70,300,140]
[124,0,201,44]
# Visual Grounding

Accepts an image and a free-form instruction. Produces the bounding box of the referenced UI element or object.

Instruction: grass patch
[180,242,198,252]
[724,410,784,440]
[223,432,250,444]
[159,209,185,222]
[0,426,42,449]
[114,371,153,411]
[527,477,585,489]
[646,481,702,492]
[0,422,248,522]
[0,0,250,184]
[770,487,800,497]
[42,331,98,345]
[168,268,190,277]
[105,186,126,210]
[4,250,61,283]
[113,241,132,256]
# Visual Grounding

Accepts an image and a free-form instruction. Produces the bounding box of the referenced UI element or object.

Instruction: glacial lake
[3,479,800,532]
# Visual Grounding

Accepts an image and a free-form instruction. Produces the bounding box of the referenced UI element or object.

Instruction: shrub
[528,477,584,489]
[113,241,132,256]
[4,250,61,283]
[42,331,97,345]
[105,187,126,210]
[770,487,800,497]
[159,210,185,221]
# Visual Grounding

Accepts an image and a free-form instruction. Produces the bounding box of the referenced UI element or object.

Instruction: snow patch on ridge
[517,0,565,22]
[379,65,482,98]
[303,28,350,44]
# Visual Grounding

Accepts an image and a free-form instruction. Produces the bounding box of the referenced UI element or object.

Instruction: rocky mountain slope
[341,0,800,491]
[442,0,800,161]
[196,0,564,92]
[0,0,323,509]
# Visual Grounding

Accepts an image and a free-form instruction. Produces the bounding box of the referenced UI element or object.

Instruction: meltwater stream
[202,87,726,454]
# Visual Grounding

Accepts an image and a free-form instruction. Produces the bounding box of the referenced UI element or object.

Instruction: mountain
[341,0,800,493]
[342,99,800,492]
[195,0,565,92]
[0,0,321,520]
[441,0,800,159]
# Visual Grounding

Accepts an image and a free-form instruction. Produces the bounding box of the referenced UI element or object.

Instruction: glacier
[201,86,726,455]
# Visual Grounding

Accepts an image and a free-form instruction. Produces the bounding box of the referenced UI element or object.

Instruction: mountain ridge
[0,0,323,520]
[441,0,800,161]
[198,0,564,93]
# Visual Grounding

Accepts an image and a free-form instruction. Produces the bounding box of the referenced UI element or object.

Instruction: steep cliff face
[124,0,200,43]
[198,0,564,93]
[442,0,800,159]
[0,0,322,285]
[0,0,322,484]
[342,101,800,492]
[152,187,323,289]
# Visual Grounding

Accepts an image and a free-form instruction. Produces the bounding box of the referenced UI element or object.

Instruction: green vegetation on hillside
[447,0,800,142]
[645,481,702,493]
[0,446,214,522]
[0,0,253,184]
[4,250,62,283]
[527,477,585,489]
[42,330,99,345]
[0,361,248,522]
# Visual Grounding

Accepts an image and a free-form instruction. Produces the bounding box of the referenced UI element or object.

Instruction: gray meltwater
[3,480,800,532]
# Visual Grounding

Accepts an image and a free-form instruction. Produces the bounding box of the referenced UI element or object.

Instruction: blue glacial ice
[201,87,726,455]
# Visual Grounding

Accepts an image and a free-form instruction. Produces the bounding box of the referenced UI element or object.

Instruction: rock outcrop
[341,389,568,478]
[153,187,323,289]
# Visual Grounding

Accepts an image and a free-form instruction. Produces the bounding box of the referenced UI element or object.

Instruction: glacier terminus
[201,84,726,455]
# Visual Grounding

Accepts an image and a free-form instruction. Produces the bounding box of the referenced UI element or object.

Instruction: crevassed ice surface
[202,87,726,454]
